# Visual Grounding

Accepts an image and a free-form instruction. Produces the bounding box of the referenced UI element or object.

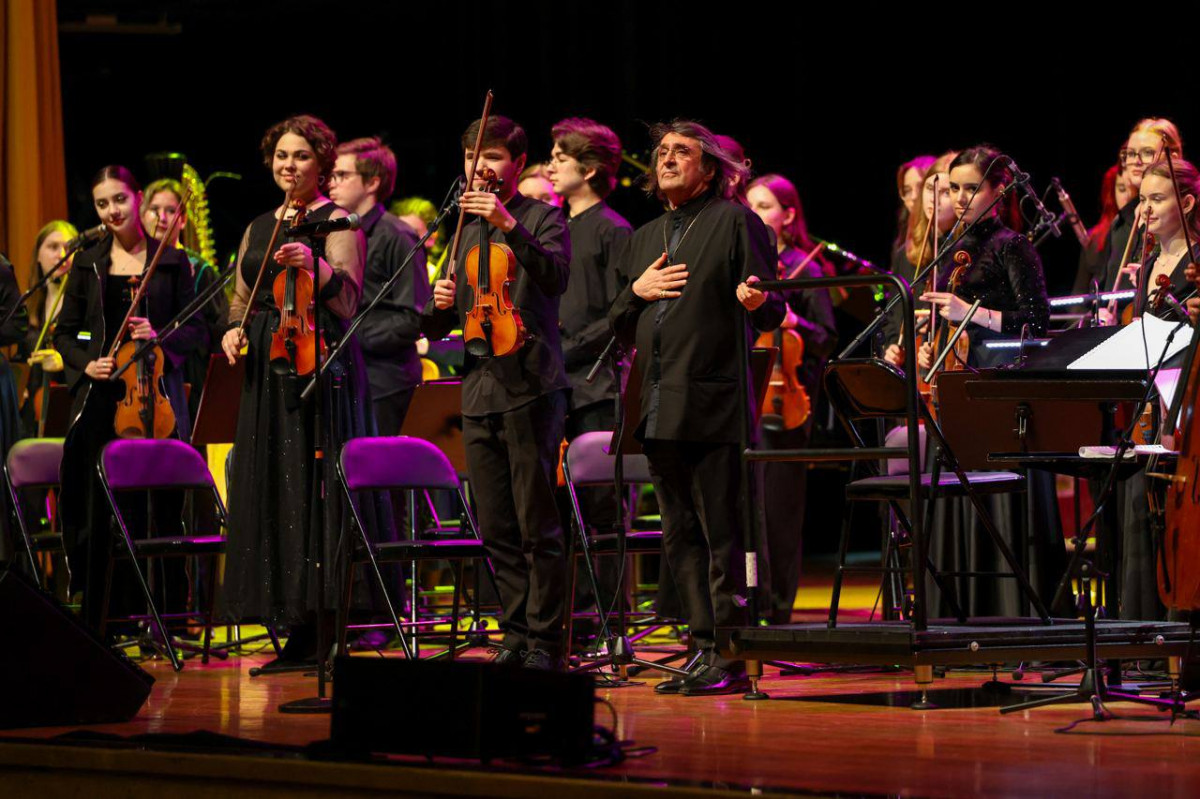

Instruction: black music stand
[36,386,73,438]
[190,355,245,447]
[190,354,278,657]
[399,378,465,474]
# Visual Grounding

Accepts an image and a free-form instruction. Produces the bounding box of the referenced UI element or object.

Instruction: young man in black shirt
[329,137,430,435]
[546,119,631,597]
[609,120,783,696]
[421,116,572,670]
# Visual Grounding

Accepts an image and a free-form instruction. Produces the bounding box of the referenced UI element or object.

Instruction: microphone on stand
[1003,156,1061,242]
[1052,178,1090,246]
[66,224,110,251]
[285,213,361,237]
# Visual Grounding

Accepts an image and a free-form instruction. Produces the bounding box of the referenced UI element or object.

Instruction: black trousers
[642,438,747,669]
[372,387,415,438]
[463,391,567,655]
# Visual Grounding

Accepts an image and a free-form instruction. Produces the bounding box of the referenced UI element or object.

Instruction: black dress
[220,201,386,628]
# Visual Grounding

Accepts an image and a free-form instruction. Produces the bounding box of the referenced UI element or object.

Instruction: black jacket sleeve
[0,255,29,347]
[505,206,571,297]
[563,224,631,368]
[741,211,785,333]
[998,234,1050,337]
[359,225,430,357]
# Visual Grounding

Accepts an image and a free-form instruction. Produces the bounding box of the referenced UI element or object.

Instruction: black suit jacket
[54,236,206,396]
[608,195,784,444]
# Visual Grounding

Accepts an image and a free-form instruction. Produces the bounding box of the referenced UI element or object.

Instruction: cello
[1156,146,1200,611]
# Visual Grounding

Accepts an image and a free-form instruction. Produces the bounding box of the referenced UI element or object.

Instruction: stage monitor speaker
[331,656,594,763]
[0,567,154,729]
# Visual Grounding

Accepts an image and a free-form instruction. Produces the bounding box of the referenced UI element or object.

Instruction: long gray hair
[643,119,749,203]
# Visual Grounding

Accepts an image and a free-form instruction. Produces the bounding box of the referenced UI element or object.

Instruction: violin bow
[237,187,296,335]
[443,90,494,280]
[1163,145,1196,318]
[106,182,193,359]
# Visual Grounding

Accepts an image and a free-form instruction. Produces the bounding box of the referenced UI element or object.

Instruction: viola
[461,167,525,358]
[268,202,327,375]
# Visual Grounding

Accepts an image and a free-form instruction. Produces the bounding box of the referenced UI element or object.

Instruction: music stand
[399,379,465,474]
[191,355,245,446]
[39,386,73,438]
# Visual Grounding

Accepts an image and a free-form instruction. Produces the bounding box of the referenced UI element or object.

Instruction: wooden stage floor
[4,585,1200,797]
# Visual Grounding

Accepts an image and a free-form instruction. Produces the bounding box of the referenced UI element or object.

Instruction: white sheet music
[1067,315,1193,371]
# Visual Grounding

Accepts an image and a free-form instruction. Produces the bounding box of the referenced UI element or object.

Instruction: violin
[757,326,808,431]
[442,91,525,359]
[113,276,175,439]
[107,183,191,439]
[925,251,973,417]
[756,247,821,430]
[268,201,327,375]
[462,167,524,358]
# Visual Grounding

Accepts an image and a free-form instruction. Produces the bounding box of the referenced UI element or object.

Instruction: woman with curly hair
[218,114,380,663]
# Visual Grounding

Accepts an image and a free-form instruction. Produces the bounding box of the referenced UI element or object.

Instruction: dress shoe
[680,665,751,696]
[521,648,564,671]
[655,664,707,695]
[491,645,525,666]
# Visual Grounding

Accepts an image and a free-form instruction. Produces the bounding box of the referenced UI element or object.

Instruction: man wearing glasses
[609,120,783,696]
[330,137,430,436]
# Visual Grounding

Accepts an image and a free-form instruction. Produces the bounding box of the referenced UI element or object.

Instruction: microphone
[1003,156,1061,241]
[67,224,110,250]
[1051,178,1090,246]
[285,213,361,237]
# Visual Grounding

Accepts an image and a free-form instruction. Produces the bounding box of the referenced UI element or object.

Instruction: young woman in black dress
[55,165,205,632]
[219,115,382,661]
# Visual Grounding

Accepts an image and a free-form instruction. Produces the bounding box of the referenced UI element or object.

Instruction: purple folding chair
[337,436,493,660]
[98,438,228,671]
[5,438,66,587]
[562,431,681,657]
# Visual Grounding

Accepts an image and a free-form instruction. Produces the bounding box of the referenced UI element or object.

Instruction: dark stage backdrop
[56,2,1200,299]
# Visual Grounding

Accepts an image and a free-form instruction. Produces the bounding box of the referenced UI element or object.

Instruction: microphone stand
[300,177,461,402]
[280,226,334,714]
[109,261,236,381]
[839,186,1017,360]
[0,239,96,331]
[572,337,692,684]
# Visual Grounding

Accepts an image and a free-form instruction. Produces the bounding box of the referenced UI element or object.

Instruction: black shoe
[491,645,525,666]
[680,665,751,696]
[655,664,707,695]
[522,648,564,671]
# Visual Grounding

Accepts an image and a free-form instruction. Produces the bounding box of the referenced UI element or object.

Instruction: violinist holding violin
[421,115,572,671]
[745,173,836,625]
[55,165,205,634]
[916,147,1050,372]
[219,115,379,662]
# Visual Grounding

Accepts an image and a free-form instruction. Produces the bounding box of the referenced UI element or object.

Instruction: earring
[318,175,326,187]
